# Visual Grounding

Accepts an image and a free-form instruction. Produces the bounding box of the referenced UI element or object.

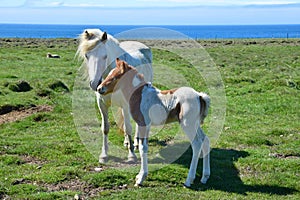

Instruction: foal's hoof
[200,175,210,184]
[183,183,191,188]
[135,173,148,186]
[134,183,143,187]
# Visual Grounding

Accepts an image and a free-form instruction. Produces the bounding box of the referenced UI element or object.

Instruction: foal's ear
[120,61,127,74]
[101,32,108,41]
[137,73,144,80]
[116,58,121,68]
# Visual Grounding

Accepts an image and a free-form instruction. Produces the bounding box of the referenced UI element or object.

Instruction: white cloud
[19,0,104,7]
[0,0,26,7]
[63,3,104,7]
[3,0,300,8]
[138,0,300,6]
[23,0,63,7]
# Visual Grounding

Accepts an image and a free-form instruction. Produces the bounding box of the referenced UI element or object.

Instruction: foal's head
[97,59,144,95]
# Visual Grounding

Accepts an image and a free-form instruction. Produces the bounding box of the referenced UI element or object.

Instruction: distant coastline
[0,24,300,39]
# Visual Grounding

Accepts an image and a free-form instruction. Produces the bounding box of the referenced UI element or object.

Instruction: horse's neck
[102,39,126,78]
[106,39,125,65]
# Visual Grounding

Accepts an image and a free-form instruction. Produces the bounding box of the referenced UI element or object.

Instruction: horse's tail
[198,92,210,124]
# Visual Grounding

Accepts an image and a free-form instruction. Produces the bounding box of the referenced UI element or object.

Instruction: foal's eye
[85,54,89,59]
[103,55,107,59]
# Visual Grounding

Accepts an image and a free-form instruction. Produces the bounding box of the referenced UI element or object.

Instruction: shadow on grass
[152,144,298,196]
[203,148,297,195]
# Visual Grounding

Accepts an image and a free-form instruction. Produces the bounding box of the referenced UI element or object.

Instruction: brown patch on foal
[160,88,178,95]
[129,85,146,127]
[160,88,181,123]
[199,96,206,124]
[166,102,182,123]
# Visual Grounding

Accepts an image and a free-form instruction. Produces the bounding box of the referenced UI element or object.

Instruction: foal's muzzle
[97,86,107,95]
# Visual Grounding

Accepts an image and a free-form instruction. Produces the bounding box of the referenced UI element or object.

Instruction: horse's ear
[101,32,107,41]
[84,30,91,39]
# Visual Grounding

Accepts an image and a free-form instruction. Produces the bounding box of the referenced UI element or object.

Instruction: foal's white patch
[149,104,168,125]
[132,75,142,87]
[107,68,116,76]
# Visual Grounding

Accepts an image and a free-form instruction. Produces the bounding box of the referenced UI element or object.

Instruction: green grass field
[0,38,299,199]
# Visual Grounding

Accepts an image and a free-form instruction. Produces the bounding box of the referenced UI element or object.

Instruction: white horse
[97,59,210,187]
[77,29,153,163]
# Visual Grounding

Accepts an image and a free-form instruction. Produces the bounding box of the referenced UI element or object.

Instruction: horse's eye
[103,55,107,59]
[85,54,89,59]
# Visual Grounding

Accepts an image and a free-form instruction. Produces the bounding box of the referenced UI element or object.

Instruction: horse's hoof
[99,157,108,164]
[127,156,137,163]
[123,142,129,148]
[134,146,139,151]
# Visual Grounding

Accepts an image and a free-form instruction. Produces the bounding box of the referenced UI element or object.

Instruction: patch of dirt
[12,178,127,199]
[20,155,47,166]
[269,153,300,159]
[0,105,53,125]
[43,179,105,199]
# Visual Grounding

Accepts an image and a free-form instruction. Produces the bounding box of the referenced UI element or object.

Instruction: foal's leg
[183,126,205,188]
[200,135,210,184]
[134,124,139,150]
[135,125,150,186]
[96,94,110,163]
[122,108,137,163]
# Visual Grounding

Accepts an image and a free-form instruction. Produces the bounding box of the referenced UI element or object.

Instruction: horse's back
[120,41,152,62]
[120,41,153,82]
[120,41,150,52]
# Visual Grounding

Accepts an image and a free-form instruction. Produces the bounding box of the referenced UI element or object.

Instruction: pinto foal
[97,59,211,187]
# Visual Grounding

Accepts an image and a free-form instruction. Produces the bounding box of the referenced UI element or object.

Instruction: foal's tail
[198,92,210,124]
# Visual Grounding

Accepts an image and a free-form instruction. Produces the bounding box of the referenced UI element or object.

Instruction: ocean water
[0,24,300,39]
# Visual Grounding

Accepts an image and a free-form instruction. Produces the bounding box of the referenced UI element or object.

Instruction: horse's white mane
[76,29,120,59]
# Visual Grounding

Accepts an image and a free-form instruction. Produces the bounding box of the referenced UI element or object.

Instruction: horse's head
[97,58,144,95]
[77,29,115,91]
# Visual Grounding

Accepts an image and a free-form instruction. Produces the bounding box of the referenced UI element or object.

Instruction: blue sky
[1,0,300,25]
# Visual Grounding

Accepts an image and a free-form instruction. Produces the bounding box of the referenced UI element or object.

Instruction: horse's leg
[200,135,210,184]
[135,125,150,186]
[183,126,203,188]
[96,94,110,163]
[122,108,137,163]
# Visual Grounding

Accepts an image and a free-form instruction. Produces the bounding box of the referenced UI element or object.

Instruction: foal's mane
[115,59,144,80]
[76,29,120,60]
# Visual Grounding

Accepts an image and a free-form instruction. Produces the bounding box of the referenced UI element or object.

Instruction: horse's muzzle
[90,79,102,91]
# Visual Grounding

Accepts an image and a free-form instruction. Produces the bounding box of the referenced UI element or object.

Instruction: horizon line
[1,23,300,26]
